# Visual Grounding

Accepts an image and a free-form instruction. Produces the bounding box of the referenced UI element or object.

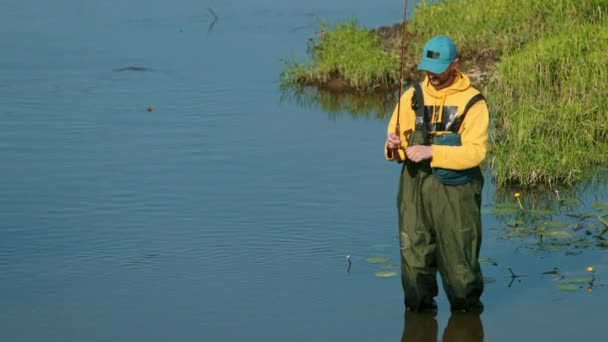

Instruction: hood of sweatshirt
[422,68,471,97]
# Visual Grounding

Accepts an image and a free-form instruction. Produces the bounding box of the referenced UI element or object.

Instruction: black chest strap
[451,93,486,132]
[412,83,426,132]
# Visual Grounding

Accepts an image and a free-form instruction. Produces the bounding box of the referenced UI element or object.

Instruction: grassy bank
[281,0,608,187]
[281,20,401,92]
[486,25,608,186]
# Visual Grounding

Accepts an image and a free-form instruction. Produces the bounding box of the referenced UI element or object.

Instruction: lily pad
[592,202,608,210]
[495,202,520,209]
[482,277,496,284]
[504,227,534,238]
[566,212,596,219]
[505,220,525,227]
[534,244,564,252]
[484,207,520,216]
[557,284,580,291]
[560,198,579,206]
[529,209,554,216]
[367,257,389,264]
[375,271,398,278]
[545,231,572,239]
[567,277,593,284]
[479,257,498,266]
[571,240,594,248]
[543,221,568,229]
[598,216,608,237]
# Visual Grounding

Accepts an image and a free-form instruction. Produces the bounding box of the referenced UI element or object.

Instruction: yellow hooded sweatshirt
[385,69,489,170]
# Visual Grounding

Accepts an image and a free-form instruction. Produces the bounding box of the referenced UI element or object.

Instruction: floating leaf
[505,220,525,227]
[484,207,519,216]
[479,257,498,266]
[545,231,572,239]
[535,244,564,252]
[566,212,596,219]
[592,202,608,210]
[483,277,496,284]
[560,198,579,206]
[598,215,608,237]
[367,257,389,264]
[529,209,554,216]
[495,202,520,209]
[557,284,580,291]
[375,271,398,278]
[544,221,568,228]
[567,277,593,284]
[574,240,595,248]
[504,227,534,238]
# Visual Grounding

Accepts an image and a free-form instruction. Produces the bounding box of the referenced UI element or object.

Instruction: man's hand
[405,145,433,163]
[386,133,402,150]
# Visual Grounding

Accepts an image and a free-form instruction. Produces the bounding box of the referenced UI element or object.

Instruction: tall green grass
[409,0,606,63]
[486,25,608,186]
[281,20,399,92]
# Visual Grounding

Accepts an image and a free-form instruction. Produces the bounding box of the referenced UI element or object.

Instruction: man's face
[425,62,456,90]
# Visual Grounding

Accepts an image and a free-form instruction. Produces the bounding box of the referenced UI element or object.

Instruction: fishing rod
[394,0,409,154]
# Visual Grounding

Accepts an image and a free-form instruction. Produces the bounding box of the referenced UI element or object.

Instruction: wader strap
[451,93,486,133]
[412,83,425,132]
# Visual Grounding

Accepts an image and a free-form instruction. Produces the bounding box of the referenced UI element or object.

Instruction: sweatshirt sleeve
[430,100,489,170]
[385,88,416,161]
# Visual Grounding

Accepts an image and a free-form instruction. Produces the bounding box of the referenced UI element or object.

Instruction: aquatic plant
[486,191,608,253]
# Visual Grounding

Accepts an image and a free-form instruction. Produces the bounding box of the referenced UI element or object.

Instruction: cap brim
[417,60,450,74]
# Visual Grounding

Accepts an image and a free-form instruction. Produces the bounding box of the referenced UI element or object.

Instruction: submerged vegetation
[281,0,608,187]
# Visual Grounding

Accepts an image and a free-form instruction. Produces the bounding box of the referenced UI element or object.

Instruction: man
[385,35,489,313]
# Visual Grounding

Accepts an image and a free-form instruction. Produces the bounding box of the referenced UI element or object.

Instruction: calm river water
[1,0,607,341]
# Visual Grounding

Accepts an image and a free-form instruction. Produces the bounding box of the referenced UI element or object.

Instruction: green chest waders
[397,84,486,313]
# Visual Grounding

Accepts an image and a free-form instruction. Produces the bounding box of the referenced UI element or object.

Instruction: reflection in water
[401,311,484,342]
[279,85,397,120]
[401,312,437,342]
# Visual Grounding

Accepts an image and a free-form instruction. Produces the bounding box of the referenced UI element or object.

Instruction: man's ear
[452,58,460,69]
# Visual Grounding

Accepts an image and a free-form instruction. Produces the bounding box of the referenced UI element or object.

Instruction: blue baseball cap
[417,35,458,74]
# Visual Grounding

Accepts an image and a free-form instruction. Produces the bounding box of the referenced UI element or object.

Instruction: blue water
[1,1,607,341]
